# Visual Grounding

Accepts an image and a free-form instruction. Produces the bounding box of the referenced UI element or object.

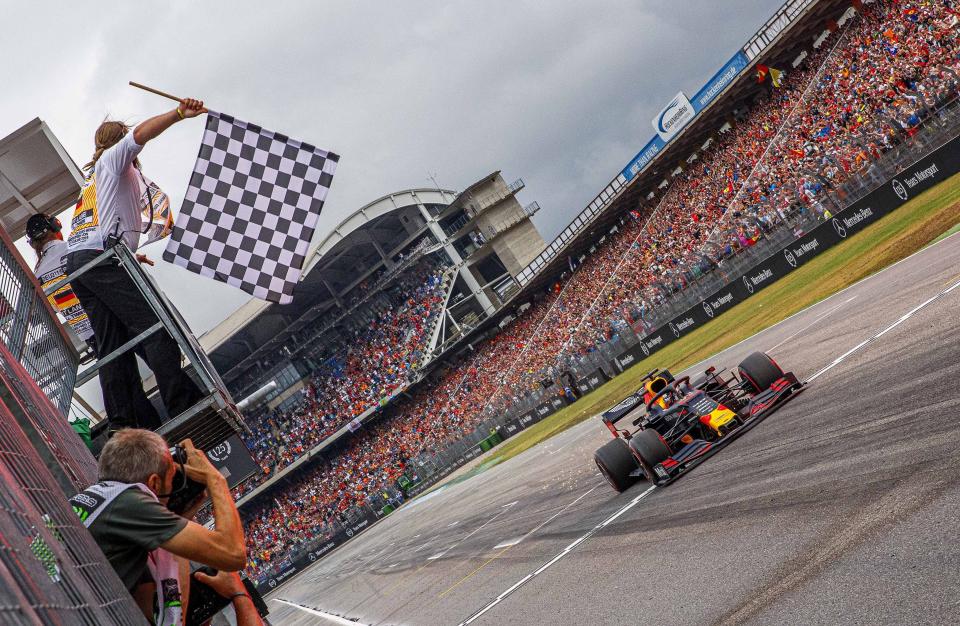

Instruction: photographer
[64,100,207,432]
[70,429,251,625]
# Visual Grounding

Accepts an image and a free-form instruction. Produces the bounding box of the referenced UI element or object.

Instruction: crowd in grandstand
[240,256,450,477]
[241,0,960,580]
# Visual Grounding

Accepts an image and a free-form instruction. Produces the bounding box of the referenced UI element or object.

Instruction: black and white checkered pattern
[163,111,339,304]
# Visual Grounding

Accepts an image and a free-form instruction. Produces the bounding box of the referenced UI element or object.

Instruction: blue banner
[691,51,750,112]
[621,50,750,182]
[621,136,666,181]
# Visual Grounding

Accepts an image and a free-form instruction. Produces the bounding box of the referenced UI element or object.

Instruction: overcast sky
[3,0,785,336]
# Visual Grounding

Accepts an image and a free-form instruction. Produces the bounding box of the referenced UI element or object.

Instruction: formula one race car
[593,351,803,492]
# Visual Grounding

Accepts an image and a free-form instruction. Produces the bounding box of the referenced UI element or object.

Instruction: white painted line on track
[457,485,656,625]
[447,520,460,527]
[493,538,522,549]
[272,598,371,625]
[423,500,519,565]
[807,277,960,382]
[681,229,960,377]
[767,296,856,354]
[437,484,604,600]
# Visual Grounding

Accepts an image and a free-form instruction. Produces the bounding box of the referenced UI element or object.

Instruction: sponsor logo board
[653,92,696,141]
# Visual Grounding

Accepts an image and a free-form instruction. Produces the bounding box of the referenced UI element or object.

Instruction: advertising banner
[623,52,750,182]
[652,91,696,142]
[576,368,610,395]
[548,396,568,411]
[533,402,555,421]
[622,136,667,181]
[517,410,538,428]
[691,51,750,112]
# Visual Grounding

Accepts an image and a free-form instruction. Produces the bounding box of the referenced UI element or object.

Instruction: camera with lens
[166,445,208,514]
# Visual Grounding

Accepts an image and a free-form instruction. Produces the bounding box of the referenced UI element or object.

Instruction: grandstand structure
[203,0,960,587]
[201,172,547,496]
[218,0,868,503]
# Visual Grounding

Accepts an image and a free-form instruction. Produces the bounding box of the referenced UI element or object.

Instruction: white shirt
[67,132,145,254]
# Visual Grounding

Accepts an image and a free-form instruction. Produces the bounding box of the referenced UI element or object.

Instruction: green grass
[485,172,960,468]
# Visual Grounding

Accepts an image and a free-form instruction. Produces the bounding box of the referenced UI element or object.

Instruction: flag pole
[128,81,183,104]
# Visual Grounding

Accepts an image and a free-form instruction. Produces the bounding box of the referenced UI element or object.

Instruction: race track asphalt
[265,232,960,626]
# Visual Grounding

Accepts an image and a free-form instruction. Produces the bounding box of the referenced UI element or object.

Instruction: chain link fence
[0,233,146,621]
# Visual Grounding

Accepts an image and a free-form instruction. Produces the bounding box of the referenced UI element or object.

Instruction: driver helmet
[643,376,670,409]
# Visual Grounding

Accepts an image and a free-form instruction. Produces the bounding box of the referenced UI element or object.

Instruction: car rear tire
[738,351,784,394]
[629,429,672,482]
[594,438,638,493]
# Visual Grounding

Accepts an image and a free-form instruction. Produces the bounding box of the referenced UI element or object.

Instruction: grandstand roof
[0,118,82,239]
[203,186,455,383]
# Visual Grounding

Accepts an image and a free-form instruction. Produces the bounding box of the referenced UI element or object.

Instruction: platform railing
[0,227,78,416]
[46,242,252,464]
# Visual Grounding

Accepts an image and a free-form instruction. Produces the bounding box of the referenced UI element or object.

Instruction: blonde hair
[83,120,132,171]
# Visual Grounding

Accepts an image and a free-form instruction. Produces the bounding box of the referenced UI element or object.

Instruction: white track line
[272,598,370,625]
[767,296,857,354]
[424,500,519,564]
[807,277,960,382]
[680,228,960,377]
[457,485,656,626]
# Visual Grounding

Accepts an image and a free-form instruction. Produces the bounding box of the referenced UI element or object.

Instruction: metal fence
[0,227,77,416]
[0,233,146,622]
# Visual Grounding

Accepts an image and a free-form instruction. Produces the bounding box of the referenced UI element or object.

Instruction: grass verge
[485,172,960,467]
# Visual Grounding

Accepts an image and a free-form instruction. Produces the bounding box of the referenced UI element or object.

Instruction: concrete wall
[489,220,546,276]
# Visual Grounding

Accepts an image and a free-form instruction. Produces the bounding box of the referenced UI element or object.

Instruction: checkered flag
[163,112,339,304]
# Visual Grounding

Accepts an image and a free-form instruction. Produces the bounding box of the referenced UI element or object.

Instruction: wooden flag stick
[128,81,183,104]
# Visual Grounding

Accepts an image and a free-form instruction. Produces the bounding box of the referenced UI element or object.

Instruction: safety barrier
[0,231,145,622]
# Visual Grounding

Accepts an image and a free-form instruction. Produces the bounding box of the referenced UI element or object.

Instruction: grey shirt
[85,487,187,591]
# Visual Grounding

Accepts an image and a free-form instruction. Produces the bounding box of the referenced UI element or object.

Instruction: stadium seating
[242,0,960,581]
[239,256,450,483]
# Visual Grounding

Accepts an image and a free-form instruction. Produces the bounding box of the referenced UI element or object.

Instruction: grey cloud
[2,0,784,334]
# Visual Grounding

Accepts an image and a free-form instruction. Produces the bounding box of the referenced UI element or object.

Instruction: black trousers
[66,249,202,431]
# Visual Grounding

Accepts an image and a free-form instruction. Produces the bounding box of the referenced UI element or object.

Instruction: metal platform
[47,243,256,485]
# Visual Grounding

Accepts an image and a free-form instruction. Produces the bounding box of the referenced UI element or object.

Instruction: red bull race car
[593,351,804,492]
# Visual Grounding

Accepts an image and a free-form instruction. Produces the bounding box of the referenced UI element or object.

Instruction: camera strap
[70,482,183,626]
